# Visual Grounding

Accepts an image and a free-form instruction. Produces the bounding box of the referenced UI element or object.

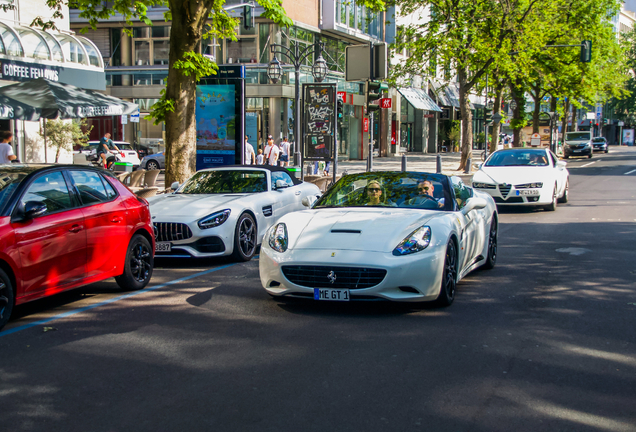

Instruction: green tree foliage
[613,26,636,125]
[39,119,92,163]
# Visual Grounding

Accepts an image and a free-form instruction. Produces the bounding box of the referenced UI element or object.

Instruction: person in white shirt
[264,137,280,166]
[244,136,255,165]
[0,131,17,164]
[279,137,291,166]
[256,148,264,165]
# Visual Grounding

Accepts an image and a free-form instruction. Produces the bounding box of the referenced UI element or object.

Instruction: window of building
[132,26,171,66]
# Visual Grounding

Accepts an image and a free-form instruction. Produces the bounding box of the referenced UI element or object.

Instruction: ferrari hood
[289,209,443,252]
[475,166,553,185]
[147,193,244,218]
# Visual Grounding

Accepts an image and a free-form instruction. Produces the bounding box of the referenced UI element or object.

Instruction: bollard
[401,154,407,172]
[436,154,442,173]
[464,157,472,174]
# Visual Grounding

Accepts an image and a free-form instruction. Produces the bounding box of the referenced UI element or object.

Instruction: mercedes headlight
[198,209,231,229]
[393,226,431,256]
[515,182,543,189]
[269,223,288,253]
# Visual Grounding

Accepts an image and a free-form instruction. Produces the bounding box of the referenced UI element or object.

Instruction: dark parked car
[592,137,609,153]
[0,165,155,331]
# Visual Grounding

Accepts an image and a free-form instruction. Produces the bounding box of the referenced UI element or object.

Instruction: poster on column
[303,83,336,161]
[245,112,258,149]
[195,76,244,169]
[623,129,634,146]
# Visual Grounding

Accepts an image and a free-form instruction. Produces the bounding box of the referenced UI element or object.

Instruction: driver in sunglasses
[408,180,445,208]
[364,180,396,207]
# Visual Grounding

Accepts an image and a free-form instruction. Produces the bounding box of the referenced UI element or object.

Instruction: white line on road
[624,169,636,175]
[579,160,598,168]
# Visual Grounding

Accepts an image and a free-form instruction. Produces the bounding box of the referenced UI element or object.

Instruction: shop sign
[363,118,369,132]
[423,113,435,118]
[0,59,60,82]
[337,91,347,102]
[380,98,392,109]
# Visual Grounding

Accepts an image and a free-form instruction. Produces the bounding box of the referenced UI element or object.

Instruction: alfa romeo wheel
[558,180,569,203]
[544,186,557,211]
[232,213,257,261]
[482,217,497,270]
[146,160,160,171]
[435,241,457,307]
[115,234,154,291]
[0,269,15,331]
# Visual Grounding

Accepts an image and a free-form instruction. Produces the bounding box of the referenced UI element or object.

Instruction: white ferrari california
[147,166,321,261]
[472,148,569,211]
[259,172,498,306]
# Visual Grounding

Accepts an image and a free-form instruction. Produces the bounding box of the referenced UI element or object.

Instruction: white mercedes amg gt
[259,172,498,306]
[472,148,569,211]
[147,166,321,261]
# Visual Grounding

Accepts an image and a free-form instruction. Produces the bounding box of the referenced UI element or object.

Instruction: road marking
[624,169,636,175]
[580,160,598,168]
[0,262,239,337]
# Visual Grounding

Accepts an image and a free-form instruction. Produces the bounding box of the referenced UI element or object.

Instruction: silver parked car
[140,152,165,171]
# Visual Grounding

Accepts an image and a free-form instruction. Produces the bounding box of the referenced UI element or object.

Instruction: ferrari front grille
[153,222,193,242]
[281,265,387,289]
[498,184,511,198]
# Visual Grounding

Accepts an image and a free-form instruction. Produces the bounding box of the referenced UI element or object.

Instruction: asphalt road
[2,147,635,432]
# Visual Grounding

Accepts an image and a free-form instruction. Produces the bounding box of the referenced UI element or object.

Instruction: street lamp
[267,41,327,166]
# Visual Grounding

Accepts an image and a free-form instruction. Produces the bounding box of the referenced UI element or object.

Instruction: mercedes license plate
[314,288,350,301]
[155,242,171,252]
[516,190,540,196]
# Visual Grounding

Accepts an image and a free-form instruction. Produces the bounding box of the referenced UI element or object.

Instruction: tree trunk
[457,68,473,171]
[164,0,213,186]
[532,94,541,134]
[561,98,570,145]
[490,85,504,154]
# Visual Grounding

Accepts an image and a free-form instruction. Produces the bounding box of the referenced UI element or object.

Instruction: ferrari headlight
[269,223,288,253]
[472,182,496,189]
[198,209,231,229]
[515,182,543,189]
[393,226,431,256]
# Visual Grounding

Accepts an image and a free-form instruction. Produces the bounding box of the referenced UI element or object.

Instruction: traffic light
[337,98,343,119]
[367,81,381,112]
[485,107,493,124]
[580,40,592,63]
[243,5,254,30]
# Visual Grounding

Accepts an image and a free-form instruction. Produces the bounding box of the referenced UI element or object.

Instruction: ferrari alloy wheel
[558,180,569,204]
[146,160,160,171]
[232,213,257,261]
[544,186,557,212]
[436,241,457,307]
[483,217,498,270]
[116,234,154,291]
[0,268,15,331]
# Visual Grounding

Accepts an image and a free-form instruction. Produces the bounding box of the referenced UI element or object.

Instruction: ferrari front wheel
[435,240,457,307]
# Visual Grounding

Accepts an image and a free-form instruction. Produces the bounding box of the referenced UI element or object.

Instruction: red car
[0,165,154,331]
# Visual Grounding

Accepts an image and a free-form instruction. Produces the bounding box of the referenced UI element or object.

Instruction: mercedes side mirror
[275,179,289,190]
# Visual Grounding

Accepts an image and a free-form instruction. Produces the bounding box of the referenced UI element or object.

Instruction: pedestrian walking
[256,149,264,165]
[280,137,291,167]
[264,136,279,166]
[244,136,255,165]
[0,131,16,164]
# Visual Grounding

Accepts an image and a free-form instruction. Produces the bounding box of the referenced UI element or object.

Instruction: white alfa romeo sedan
[260,172,498,306]
[147,166,321,261]
[472,148,569,211]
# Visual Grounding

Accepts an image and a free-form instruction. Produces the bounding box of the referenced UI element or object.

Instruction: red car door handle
[111,216,123,224]
[69,224,83,233]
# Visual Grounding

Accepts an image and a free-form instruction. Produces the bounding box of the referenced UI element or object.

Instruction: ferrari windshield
[485,150,549,167]
[178,170,267,194]
[313,172,452,211]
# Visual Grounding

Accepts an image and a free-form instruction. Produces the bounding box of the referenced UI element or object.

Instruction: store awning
[429,82,474,110]
[398,87,442,112]
[0,78,137,120]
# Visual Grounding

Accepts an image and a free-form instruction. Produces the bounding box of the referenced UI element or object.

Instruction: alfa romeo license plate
[155,242,171,252]
[516,190,540,196]
[314,288,350,301]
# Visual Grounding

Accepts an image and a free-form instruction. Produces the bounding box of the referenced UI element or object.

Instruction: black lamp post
[267,41,327,166]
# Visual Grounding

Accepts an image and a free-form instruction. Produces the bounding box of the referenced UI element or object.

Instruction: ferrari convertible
[259,172,498,306]
[147,166,321,261]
